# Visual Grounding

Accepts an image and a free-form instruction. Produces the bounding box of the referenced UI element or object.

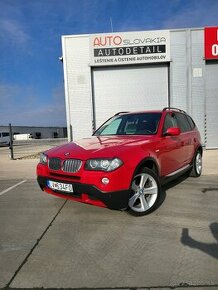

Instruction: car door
[158,112,185,176]
[174,112,195,165]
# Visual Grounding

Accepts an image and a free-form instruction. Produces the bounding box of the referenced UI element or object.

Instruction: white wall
[62,35,93,141]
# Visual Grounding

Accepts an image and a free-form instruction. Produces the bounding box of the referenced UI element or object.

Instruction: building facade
[62,27,218,148]
[0,125,67,139]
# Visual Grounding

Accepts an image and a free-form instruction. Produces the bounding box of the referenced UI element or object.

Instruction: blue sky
[0,0,217,127]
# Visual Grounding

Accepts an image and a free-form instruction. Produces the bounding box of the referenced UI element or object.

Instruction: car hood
[46,136,153,160]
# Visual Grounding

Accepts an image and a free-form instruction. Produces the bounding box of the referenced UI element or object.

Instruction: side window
[186,115,196,130]
[0,133,1,137]
[2,132,9,137]
[163,113,178,134]
[175,113,191,132]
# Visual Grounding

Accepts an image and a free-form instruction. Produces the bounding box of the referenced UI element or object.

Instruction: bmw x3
[37,107,203,216]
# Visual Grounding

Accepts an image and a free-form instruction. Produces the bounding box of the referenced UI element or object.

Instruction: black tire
[189,150,202,177]
[127,168,162,216]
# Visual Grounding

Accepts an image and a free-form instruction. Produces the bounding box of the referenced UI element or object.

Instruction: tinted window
[186,115,196,130]
[94,113,162,136]
[175,113,191,132]
[2,132,9,137]
[163,113,178,134]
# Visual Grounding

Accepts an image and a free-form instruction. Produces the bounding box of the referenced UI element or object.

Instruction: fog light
[102,177,109,185]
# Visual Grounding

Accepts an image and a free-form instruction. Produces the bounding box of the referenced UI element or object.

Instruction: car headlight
[85,158,123,172]
[40,153,48,165]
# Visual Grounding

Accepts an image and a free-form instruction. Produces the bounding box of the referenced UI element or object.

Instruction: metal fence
[10,138,68,159]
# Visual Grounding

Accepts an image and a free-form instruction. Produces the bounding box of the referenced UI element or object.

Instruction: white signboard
[90,30,170,66]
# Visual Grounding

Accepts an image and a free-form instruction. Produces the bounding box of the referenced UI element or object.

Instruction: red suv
[37,108,202,216]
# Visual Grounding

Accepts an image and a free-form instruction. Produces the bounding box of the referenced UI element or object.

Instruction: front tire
[127,168,162,216]
[189,150,202,177]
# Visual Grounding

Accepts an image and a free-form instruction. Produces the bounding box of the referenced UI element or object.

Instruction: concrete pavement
[0,146,218,289]
[0,176,217,289]
[202,149,218,175]
[0,146,38,180]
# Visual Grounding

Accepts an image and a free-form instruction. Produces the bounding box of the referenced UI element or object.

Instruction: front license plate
[47,180,73,193]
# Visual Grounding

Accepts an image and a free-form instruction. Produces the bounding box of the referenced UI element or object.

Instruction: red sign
[204,27,218,59]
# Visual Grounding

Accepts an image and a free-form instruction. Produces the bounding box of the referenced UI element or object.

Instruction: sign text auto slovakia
[89,30,170,66]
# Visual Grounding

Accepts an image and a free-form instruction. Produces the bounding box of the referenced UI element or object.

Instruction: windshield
[94,113,162,136]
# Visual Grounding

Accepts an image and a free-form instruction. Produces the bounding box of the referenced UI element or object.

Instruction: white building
[61,27,218,148]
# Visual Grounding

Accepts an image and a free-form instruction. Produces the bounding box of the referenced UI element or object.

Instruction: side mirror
[164,127,181,136]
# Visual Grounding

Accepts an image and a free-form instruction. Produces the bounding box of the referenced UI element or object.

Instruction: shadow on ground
[181,223,218,260]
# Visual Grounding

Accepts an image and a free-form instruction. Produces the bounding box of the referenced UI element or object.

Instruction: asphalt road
[0,174,218,290]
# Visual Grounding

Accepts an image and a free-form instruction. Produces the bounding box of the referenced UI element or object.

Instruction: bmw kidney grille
[48,157,82,173]
[63,159,82,173]
[48,158,61,170]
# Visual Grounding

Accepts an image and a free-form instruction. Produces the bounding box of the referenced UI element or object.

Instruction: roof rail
[163,107,186,113]
[114,111,130,116]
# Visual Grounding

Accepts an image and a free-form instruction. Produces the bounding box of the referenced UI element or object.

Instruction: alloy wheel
[196,152,202,175]
[129,172,158,213]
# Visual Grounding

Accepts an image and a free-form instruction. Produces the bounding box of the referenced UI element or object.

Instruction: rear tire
[127,168,162,216]
[189,150,202,177]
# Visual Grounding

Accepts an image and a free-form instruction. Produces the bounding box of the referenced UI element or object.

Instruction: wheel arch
[189,145,203,177]
[197,145,203,156]
[192,145,203,164]
[127,159,163,216]
[133,157,160,178]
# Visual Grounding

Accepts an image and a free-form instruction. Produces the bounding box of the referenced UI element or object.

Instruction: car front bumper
[37,176,131,210]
